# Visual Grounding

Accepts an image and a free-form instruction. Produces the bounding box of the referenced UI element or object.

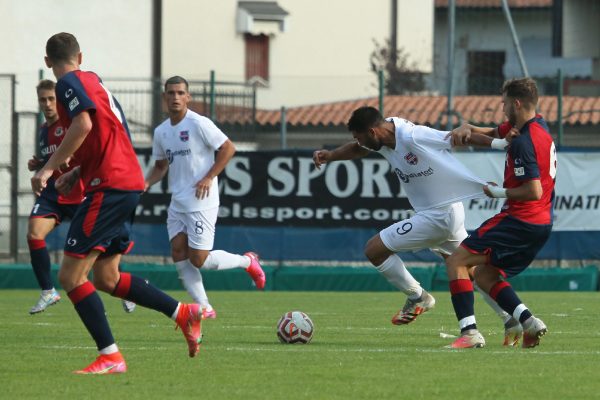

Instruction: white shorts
[379,202,467,256]
[167,207,218,250]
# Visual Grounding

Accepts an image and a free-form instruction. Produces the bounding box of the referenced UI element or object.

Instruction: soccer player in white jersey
[145,76,266,319]
[313,106,520,342]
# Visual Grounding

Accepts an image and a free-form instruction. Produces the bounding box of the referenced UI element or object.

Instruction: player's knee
[92,275,116,293]
[364,242,385,266]
[57,269,82,292]
[445,252,463,270]
[364,235,394,266]
[171,247,188,262]
[189,253,208,269]
[26,231,45,241]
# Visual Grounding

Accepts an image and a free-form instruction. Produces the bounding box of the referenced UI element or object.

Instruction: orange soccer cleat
[73,352,127,375]
[175,303,203,357]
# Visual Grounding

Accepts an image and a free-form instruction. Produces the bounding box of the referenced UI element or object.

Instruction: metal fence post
[446,0,455,130]
[210,70,216,121]
[280,106,287,150]
[252,83,257,134]
[557,68,563,148]
[152,76,163,130]
[10,83,18,260]
[378,69,384,115]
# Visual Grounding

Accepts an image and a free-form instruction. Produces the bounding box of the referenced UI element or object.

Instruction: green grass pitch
[1,290,599,399]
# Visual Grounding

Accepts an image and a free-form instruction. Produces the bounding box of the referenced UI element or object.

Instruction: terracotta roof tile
[255,95,600,128]
[435,0,552,7]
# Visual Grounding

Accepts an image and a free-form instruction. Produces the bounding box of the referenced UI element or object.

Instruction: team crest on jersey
[179,131,189,142]
[404,152,418,165]
[54,127,64,137]
[90,178,102,187]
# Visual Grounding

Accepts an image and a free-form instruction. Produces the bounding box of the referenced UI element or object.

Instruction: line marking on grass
[220,345,600,356]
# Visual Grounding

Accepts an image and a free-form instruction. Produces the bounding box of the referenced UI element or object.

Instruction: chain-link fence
[104,78,257,148]
[0,75,15,257]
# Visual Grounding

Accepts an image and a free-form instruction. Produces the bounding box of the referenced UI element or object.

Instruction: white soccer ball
[277,311,314,344]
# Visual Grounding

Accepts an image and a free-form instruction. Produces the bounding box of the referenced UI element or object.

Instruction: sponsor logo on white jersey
[394,166,434,183]
[165,148,192,164]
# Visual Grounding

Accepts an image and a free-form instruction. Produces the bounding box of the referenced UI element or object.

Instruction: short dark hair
[347,106,384,133]
[164,75,189,92]
[501,77,538,109]
[36,79,55,93]
[46,32,80,64]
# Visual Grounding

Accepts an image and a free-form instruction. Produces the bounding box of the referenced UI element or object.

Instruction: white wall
[162,0,433,109]
[432,8,591,95]
[563,0,600,58]
[0,0,152,112]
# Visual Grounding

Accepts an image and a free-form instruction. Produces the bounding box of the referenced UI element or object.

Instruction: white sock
[474,282,512,323]
[175,260,210,307]
[375,254,423,298]
[171,303,181,321]
[202,250,250,271]
[99,344,119,355]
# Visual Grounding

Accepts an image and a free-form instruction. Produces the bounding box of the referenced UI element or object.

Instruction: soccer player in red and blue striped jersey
[27,79,84,314]
[445,78,555,349]
[31,32,203,374]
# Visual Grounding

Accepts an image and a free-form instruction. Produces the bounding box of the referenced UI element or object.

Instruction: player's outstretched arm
[144,159,169,192]
[313,141,369,169]
[469,124,498,137]
[447,124,498,145]
[484,179,542,200]
[448,126,510,151]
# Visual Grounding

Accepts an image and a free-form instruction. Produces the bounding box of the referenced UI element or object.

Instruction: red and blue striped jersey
[55,70,144,193]
[38,120,84,204]
[497,115,556,225]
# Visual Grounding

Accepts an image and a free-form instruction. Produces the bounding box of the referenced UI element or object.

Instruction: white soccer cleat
[29,289,61,314]
[391,290,435,325]
[522,316,547,348]
[503,318,523,346]
[450,329,486,349]
[122,300,136,313]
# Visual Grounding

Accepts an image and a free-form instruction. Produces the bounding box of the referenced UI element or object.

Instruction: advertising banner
[136,149,600,231]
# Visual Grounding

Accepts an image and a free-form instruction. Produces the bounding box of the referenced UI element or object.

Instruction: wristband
[487,186,507,198]
[491,138,509,150]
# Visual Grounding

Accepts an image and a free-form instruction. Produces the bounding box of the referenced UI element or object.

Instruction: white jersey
[152,109,228,212]
[378,117,486,212]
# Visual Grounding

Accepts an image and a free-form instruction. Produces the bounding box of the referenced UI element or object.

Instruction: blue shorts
[30,195,79,223]
[461,213,552,278]
[64,190,141,258]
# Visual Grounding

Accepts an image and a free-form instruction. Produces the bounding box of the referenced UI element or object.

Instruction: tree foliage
[370,39,426,95]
